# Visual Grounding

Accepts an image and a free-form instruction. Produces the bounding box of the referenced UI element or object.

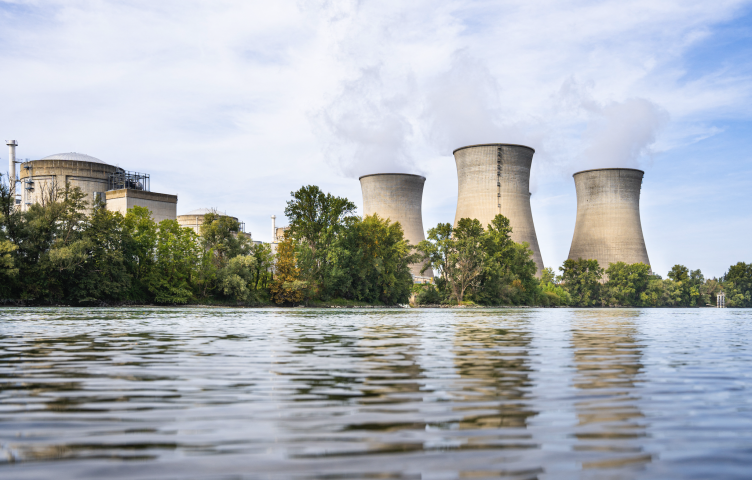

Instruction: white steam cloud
[316,52,670,180]
[421,51,503,152]
[581,99,669,171]
[557,77,670,171]
[314,66,419,178]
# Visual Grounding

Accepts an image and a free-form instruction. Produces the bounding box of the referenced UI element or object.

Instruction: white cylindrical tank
[359,173,433,280]
[568,168,650,269]
[453,143,544,276]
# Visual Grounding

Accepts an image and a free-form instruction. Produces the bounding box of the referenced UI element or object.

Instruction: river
[1,307,750,479]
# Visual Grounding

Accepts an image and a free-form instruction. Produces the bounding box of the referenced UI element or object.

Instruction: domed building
[19,152,118,210]
[18,150,177,222]
[178,208,248,237]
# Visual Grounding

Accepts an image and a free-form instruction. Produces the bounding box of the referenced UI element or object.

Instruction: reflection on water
[452,319,536,437]
[1,307,751,479]
[570,310,652,475]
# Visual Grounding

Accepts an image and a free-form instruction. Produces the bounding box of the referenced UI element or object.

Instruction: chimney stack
[271,215,277,243]
[6,140,17,194]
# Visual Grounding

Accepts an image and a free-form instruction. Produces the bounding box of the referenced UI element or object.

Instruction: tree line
[414,223,751,307]
[1,178,749,307]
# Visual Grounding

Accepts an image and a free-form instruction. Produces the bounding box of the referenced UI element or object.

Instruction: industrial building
[567,168,650,269]
[7,141,177,221]
[105,188,177,223]
[452,143,544,276]
[177,208,247,236]
[359,173,433,282]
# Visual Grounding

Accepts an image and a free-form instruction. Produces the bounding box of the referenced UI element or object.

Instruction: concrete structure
[18,153,119,211]
[18,151,177,218]
[106,189,177,223]
[359,173,433,280]
[6,140,17,197]
[269,215,289,254]
[177,208,243,235]
[453,144,544,276]
[567,168,650,269]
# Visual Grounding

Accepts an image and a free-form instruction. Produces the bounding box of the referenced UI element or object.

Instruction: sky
[1,0,751,278]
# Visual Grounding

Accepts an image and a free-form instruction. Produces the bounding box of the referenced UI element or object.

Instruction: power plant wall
[359,173,433,279]
[568,168,650,269]
[453,144,544,276]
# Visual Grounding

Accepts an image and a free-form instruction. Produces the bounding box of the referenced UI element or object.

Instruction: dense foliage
[0,178,272,305]
[2,176,749,307]
[415,214,556,306]
[557,258,741,307]
[277,186,417,305]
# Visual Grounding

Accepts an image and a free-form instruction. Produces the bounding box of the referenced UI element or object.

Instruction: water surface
[1,307,750,479]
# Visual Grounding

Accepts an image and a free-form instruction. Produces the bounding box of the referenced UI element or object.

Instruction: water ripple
[0,307,751,479]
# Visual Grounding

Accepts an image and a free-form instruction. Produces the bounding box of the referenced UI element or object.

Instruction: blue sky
[1,0,750,278]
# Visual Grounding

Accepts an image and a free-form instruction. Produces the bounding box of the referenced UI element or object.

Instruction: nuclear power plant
[567,168,650,269]
[452,144,544,276]
[12,149,178,221]
[359,173,433,281]
[4,136,657,286]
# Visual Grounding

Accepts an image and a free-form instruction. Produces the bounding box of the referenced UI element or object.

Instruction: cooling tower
[453,144,544,276]
[359,173,433,280]
[568,168,650,269]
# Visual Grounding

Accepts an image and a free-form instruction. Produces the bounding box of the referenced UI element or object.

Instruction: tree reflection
[570,310,652,472]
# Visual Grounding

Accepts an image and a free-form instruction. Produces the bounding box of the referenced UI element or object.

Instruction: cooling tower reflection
[570,310,652,472]
[451,314,538,445]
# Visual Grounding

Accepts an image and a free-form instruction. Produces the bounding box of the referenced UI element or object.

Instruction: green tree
[665,264,706,306]
[121,206,158,301]
[541,267,556,286]
[723,262,752,307]
[147,220,199,303]
[0,239,18,298]
[270,237,306,304]
[66,205,131,304]
[668,264,689,283]
[327,214,416,304]
[475,215,538,305]
[250,242,274,292]
[560,258,603,306]
[603,262,651,306]
[218,255,257,302]
[284,186,356,297]
[417,219,486,304]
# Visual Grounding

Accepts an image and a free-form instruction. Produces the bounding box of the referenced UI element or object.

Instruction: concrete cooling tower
[568,168,650,269]
[359,173,433,280]
[453,144,544,276]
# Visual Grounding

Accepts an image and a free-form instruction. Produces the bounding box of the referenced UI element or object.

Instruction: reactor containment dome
[359,173,433,281]
[452,143,544,276]
[567,168,650,269]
